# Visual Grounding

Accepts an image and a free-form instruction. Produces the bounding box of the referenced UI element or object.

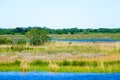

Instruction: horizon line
[0,26,120,29]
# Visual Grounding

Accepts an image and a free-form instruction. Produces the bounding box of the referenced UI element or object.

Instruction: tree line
[0,27,120,35]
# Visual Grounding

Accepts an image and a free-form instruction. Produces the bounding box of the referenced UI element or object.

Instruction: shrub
[60,60,71,66]
[26,28,50,46]
[30,60,49,66]
[72,61,87,66]
[12,60,21,65]
[92,61,98,67]
[71,61,78,66]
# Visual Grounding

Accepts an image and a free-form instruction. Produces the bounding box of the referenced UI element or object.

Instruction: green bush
[60,60,71,66]
[12,60,21,65]
[30,60,49,66]
[71,61,79,66]
[72,61,87,66]
[26,28,50,46]
[92,61,98,67]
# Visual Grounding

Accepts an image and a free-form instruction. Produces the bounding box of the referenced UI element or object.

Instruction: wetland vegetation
[0,60,120,72]
[0,27,120,72]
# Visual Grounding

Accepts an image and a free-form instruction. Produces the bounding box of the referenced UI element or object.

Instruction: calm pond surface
[52,38,120,42]
[0,72,120,80]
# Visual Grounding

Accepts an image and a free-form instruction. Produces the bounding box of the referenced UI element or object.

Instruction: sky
[0,0,120,29]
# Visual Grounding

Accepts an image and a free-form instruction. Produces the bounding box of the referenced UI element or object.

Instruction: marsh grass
[0,45,33,53]
[57,60,120,72]
[1,33,120,40]
[0,42,119,54]
[0,60,120,72]
[49,63,60,72]
[38,42,120,54]
[10,45,30,52]
[0,37,13,45]
[0,60,21,71]
[30,60,49,66]
[20,61,30,72]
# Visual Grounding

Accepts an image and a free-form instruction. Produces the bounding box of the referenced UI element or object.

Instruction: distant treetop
[0,27,119,35]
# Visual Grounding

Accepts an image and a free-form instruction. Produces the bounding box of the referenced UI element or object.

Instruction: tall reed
[20,61,30,72]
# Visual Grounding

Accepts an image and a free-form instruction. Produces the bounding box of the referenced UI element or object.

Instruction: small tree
[26,28,50,45]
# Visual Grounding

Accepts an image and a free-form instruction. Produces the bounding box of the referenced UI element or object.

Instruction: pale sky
[0,0,120,29]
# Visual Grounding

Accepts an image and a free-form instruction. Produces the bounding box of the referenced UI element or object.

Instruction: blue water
[51,38,120,42]
[0,72,120,80]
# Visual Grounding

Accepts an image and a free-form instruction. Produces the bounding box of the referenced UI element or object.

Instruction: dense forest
[0,27,120,35]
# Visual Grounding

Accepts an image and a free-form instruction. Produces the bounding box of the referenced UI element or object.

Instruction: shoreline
[0,59,120,72]
[0,71,120,73]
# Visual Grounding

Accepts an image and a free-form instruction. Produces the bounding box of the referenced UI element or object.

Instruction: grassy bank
[0,60,120,72]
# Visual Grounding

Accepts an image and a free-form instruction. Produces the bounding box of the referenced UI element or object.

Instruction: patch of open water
[0,72,120,80]
[51,38,120,42]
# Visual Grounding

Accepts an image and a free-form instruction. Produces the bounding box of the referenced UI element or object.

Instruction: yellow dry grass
[0,42,120,62]
[20,60,30,72]
[43,42,120,54]
[49,61,59,72]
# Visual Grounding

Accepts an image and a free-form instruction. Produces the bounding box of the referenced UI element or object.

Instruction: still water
[52,38,120,42]
[0,72,120,80]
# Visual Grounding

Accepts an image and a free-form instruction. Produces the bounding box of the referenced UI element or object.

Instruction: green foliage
[0,60,21,66]
[72,61,85,66]
[30,60,49,66]
[92,61,98,67]
[26,28,50,45]
[104,60,120,66]
[13,39,27,45]
[0,60,120,72]
[59,61,99,67]
[0,37,13,44]
[10,45,30,52]
[59,60,71,66]
[12,60,21,65]
[0,27,120,35]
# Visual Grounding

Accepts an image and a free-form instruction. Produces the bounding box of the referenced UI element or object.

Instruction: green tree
[26,28,50,45]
